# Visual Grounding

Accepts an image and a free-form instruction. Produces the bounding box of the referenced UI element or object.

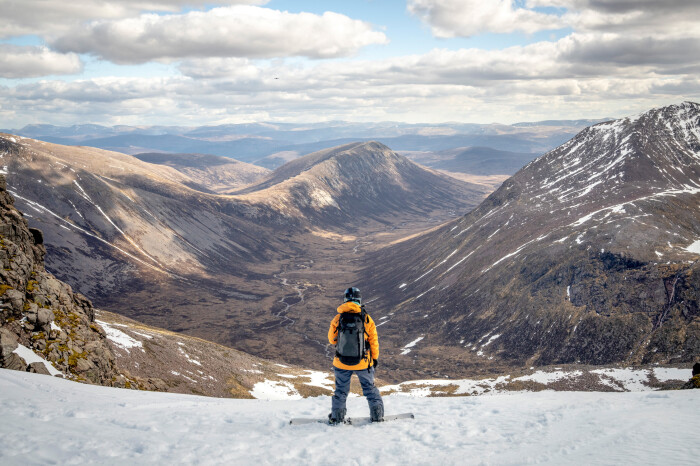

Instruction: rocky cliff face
[0,173,122,385]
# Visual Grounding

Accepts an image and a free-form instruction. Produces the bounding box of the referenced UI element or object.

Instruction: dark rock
[148,378,168,391]
[25,303,38,323]
[28,361,51,375]
[4,352,27,371]
[0,327,18,359]
[693,362,700,377]
[0,223,12,237]
[28,227,43,246]
[3,289,24,313]
[113,375,128,388]
[682,375,700,389]
[33,338,47,352]
[75,357,94,373]
[36,308,54,327]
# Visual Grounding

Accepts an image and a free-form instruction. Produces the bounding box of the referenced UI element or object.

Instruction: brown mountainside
[363,102,700,380]
[133,152,270,193]
[230,141,488,225]
[0,135,486,377]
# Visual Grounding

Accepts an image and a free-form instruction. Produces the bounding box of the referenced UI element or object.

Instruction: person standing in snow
[327,287,384,424]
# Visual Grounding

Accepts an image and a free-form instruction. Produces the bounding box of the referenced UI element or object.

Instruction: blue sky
[264,0,571,57]
[0,0,698,127]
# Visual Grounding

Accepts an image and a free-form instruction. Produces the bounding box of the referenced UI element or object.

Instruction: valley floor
[1,369,697,465]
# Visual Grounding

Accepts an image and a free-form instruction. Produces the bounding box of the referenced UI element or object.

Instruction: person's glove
[372,359,378,369]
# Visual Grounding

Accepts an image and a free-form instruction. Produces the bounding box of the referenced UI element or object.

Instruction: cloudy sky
[1,0,699,127]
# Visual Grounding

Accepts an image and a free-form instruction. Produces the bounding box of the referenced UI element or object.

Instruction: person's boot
[328,408,346,425]
[370,404,384,422]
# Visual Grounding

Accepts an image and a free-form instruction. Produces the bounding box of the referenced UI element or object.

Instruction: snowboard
[289,412,414,426]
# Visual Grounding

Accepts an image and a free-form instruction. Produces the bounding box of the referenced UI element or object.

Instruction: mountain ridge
[227,140,489,226]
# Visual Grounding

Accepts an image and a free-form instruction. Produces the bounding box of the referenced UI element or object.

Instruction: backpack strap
[361,305,372,373]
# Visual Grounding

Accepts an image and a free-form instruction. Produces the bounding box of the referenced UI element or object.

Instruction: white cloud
[528,0,700,34]
[1,1,698,125]
[0,1,267,38]
[0,45,82,78]
[411,0,700,38]
[4,32,698,127]
[176,30,700,90]
[50,6,388,63]
[407,0,566,38]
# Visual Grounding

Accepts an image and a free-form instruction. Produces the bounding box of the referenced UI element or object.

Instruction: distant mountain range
[400,146,536,176]
[3,119,606,171]
[363,102,700,377]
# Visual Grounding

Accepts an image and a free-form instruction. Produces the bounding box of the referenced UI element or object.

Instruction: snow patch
[401,336,424,355]
[178,347,202,366]
[653,367,692,382]
[130,331,154,340]
[514,371,582,385]
[301,370,335,391]
[12,344,62,376]
[381,375,512,397]
[591,368,649,392]
[95,320,143,353]
[72,180,92,202]
[250,380,302,400]
[684,240,700,254]
[481,334,501,348]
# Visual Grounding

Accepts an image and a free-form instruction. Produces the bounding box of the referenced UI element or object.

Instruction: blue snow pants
[331,366,384,412]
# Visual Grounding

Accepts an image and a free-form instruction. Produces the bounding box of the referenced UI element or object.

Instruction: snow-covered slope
[1,369,698,464]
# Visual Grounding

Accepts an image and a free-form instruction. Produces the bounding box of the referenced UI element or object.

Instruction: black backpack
[335,308,369,366]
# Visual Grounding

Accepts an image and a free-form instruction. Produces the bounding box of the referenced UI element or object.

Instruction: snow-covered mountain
[1,368,698,464]
[364,102,700,378]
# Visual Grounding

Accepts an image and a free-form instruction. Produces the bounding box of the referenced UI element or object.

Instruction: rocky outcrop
[682,362,700,389]
[0,174,122,385]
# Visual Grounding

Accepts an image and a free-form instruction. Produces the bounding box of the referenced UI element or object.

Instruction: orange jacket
[328,301,379,370]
